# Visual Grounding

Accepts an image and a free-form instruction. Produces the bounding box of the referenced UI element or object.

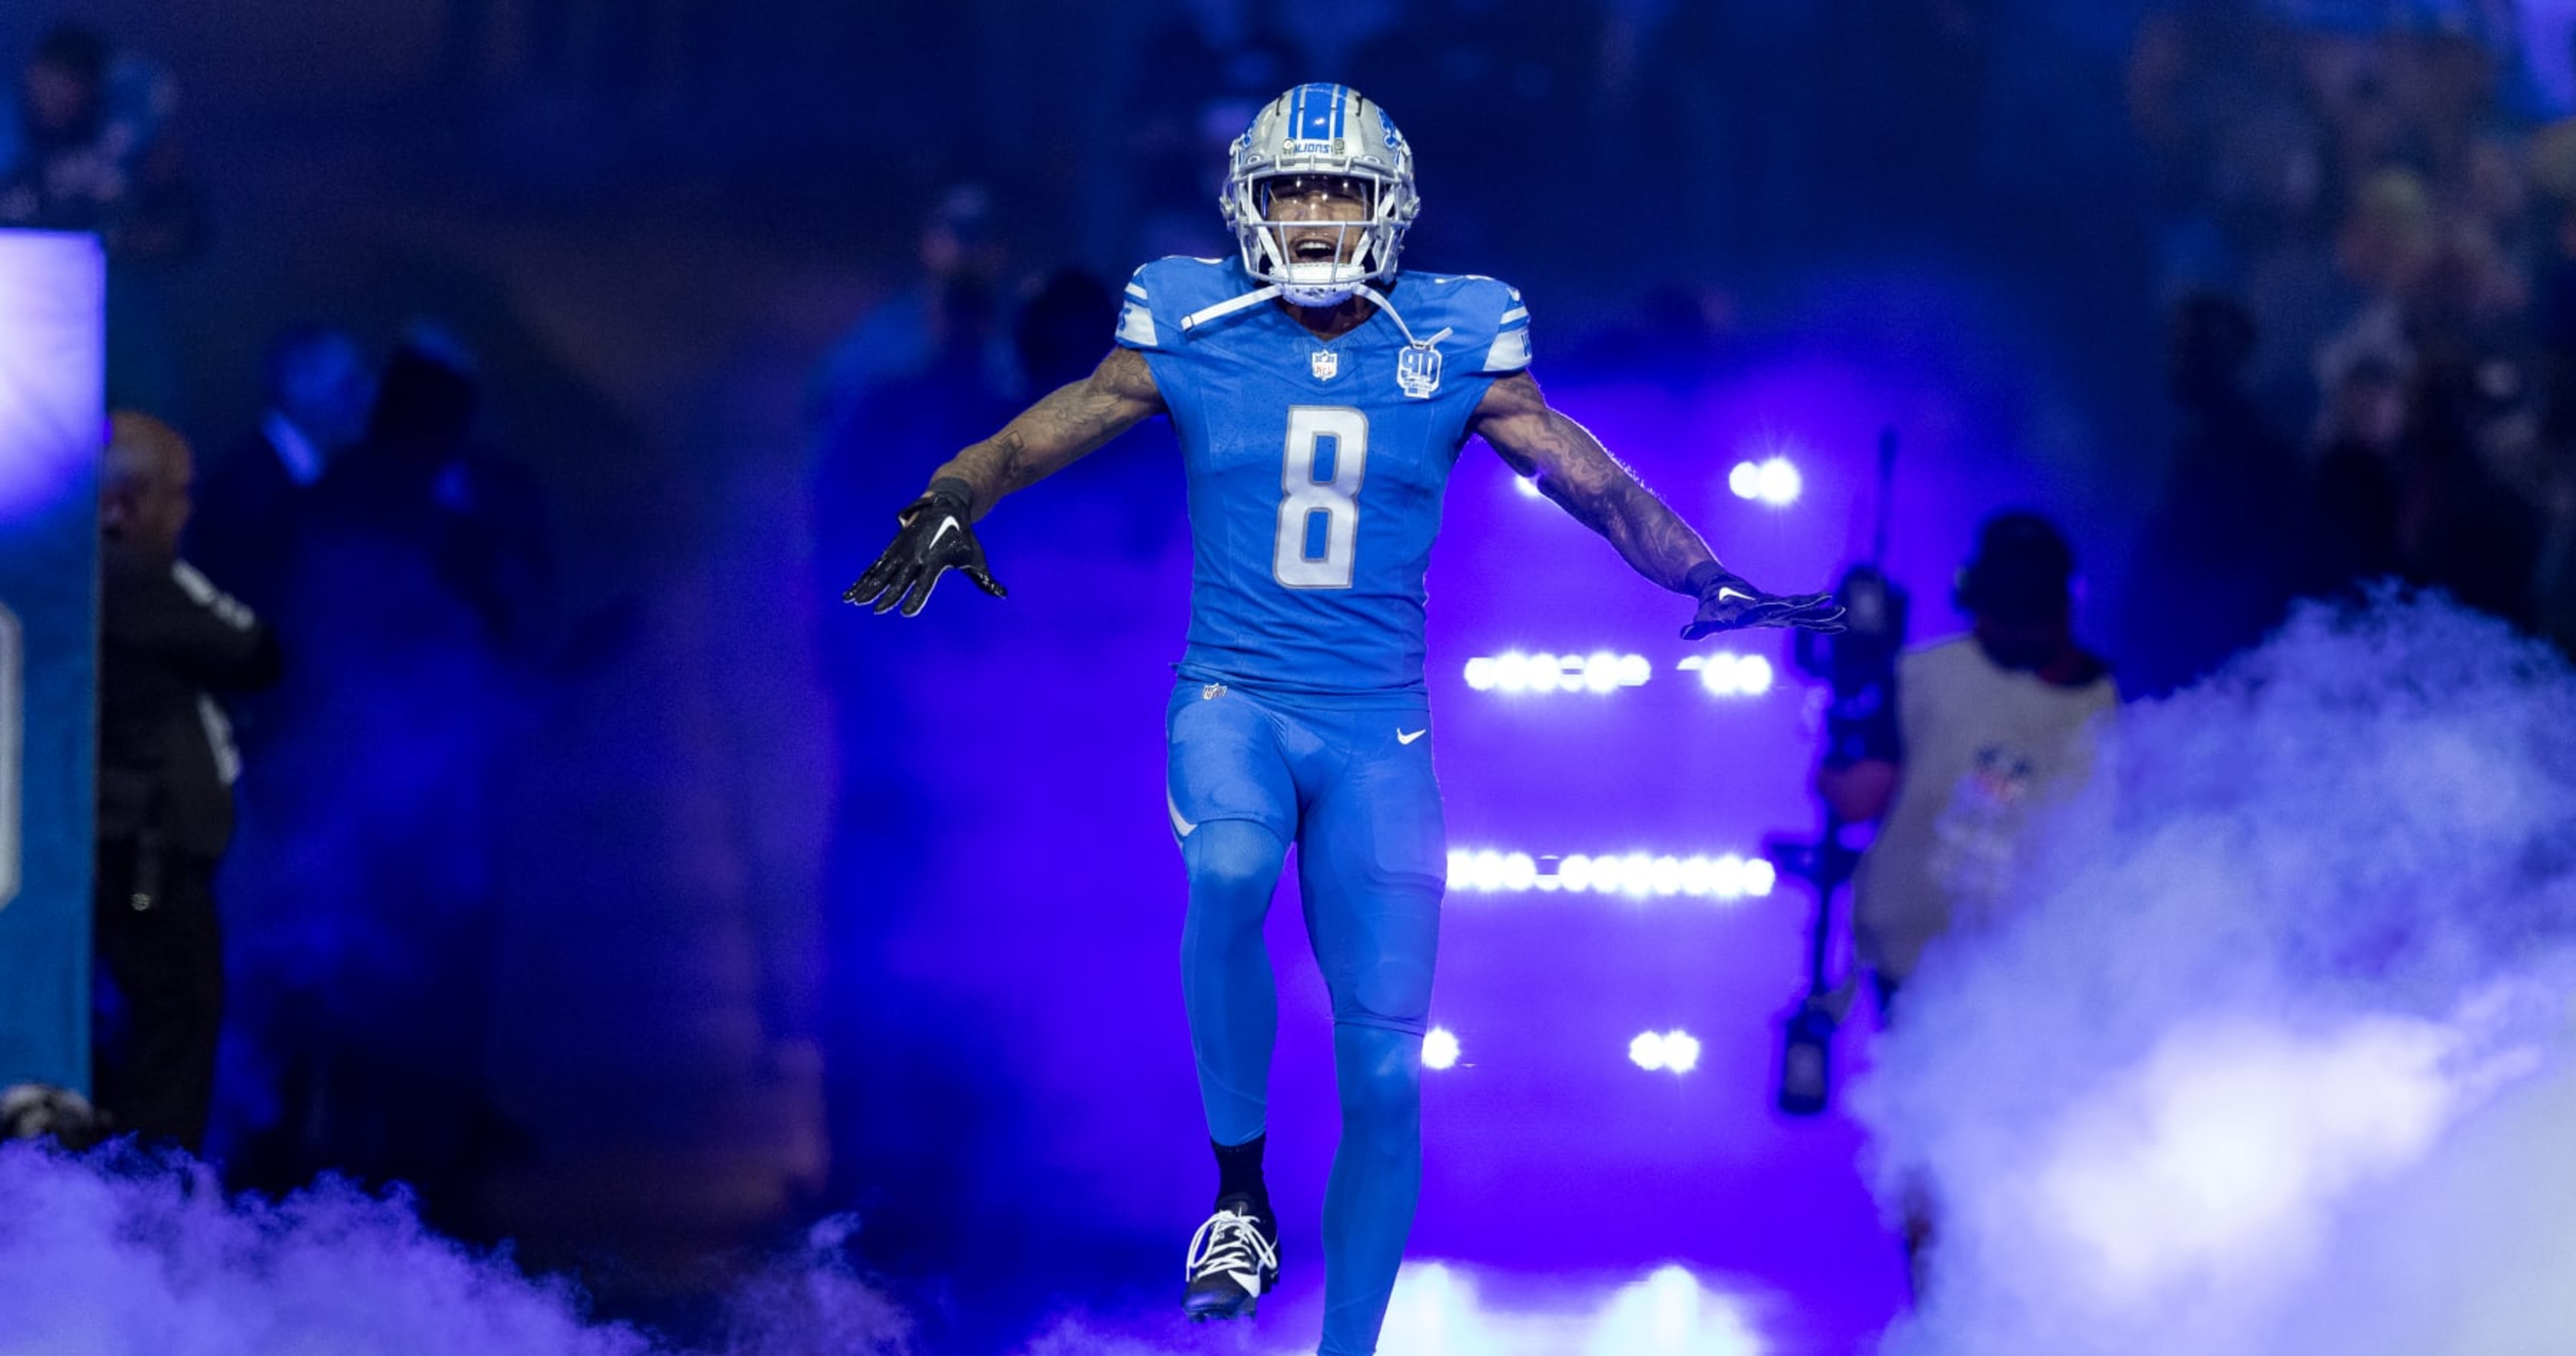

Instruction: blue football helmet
[1220,83,1419,308]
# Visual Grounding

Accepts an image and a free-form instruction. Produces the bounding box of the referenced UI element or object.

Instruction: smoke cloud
[1855,593,2576,1355]
[0,1139,1786,1355]
[0,1143,912,1356]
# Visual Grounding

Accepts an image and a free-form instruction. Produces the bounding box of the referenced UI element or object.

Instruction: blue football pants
[1165,679,1446,1356]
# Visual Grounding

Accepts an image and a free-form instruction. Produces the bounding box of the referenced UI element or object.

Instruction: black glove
[1681,561,1845,639]
[842,477,1007,616]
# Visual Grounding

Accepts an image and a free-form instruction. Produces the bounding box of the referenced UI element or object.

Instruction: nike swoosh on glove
[1682,561,1845,639]
[843,477,1008,616]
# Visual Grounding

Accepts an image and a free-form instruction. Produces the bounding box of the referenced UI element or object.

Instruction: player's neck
[1279,294,1376,341]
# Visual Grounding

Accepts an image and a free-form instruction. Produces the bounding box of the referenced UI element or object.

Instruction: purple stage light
[1422,1026,1461,1071]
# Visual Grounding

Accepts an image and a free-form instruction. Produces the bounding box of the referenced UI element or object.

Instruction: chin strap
[1178,284,1284,334]
[1173,278,1455,357]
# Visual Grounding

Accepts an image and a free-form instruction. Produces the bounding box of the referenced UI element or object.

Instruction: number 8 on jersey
[1276,407,1368,589]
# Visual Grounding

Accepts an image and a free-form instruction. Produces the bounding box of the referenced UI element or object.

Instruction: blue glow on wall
[0,228,106,1094]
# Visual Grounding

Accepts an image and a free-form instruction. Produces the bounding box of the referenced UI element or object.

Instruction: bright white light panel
[1445,848,1775,900]
[1462,651,1771,698]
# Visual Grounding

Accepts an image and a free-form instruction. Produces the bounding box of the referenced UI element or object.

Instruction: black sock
[1213,1134,1270,1217]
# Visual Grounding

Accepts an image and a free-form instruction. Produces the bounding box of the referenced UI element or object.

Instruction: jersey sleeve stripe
[1500,306,1529,323]
[1483,327,1532,372]
[1126,281,1151,300]
[1118,300,1159,348]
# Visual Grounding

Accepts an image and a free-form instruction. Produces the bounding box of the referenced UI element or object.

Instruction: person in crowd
[2118,291,2309,696]
[1,23,203,415]
[187,325,377,620]
[94,411,281,1153]
[1815,509,2116,1293]
[0,22,197,257]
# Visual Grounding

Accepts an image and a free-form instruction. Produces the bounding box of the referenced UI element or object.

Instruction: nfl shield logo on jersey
[1311,349,1339,381]
[1396,340,1442,399]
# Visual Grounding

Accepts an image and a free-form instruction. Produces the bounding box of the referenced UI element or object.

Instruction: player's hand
[842,478,1007,616]
[1681,562,1844,639]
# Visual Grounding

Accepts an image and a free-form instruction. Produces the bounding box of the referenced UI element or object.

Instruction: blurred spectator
[1815,510,2116,1292]
[805,252,1017,1214]
[807,184,1016,437]
[187,325,377,620]
[2118,291,2310,696]
[94,411,282,1154]
[0,23,203,418]
[1121,9,1291,262]
[2306,353,2409,596]
[2392,353,2543,626]
[318,326,555,654]
[2314,167,2439,403]
[217,325,548,1218]
[0,23,199,257]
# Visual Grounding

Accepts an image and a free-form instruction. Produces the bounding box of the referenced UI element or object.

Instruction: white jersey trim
[1118,301,1160,348]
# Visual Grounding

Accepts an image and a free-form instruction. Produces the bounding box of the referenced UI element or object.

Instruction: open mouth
[1292,237,1340,263]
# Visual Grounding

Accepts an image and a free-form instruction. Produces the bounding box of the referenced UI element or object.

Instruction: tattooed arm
[843,347,1167,614]
[927,346,1167,517]
[1470,370,1843,635]
[1469,370,1715,592]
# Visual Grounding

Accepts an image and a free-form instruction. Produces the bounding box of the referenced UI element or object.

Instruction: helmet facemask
[1221,85,1418,308]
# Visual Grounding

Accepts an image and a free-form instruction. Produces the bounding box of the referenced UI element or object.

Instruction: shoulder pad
[1404,274,1529,374]
[1115,257,1249,352]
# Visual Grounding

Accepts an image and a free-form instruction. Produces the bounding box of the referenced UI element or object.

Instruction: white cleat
[1182,1196,1279,1321]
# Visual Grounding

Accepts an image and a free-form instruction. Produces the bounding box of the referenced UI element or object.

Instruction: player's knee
[1336,1024,1423,1140]
[1184,818,1286,902]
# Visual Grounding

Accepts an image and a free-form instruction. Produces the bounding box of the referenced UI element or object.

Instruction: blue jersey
[1116,256,1531,700]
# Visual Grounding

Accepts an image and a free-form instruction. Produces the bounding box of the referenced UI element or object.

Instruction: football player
[847,83,1842,1356]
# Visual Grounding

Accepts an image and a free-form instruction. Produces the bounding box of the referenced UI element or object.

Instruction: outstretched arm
[927,346,1167,517]
[1470,370,1843,637]
[846,347,1166,615]
[1470,370,1714,591]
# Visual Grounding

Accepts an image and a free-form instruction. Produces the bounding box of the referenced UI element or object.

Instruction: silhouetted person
[807,268,1016,1220]
[2306,355,2407,600]
[2118,292,2308,696]
[807,185,1015,433]
[94,412,281,1153]
[189,325,376,620]
[2395,358,2543,629]
[233,327,544,1222]
[317,327,553,654]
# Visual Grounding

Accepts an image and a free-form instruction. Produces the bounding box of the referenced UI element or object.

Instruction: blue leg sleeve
[1298,713,1444,1356]
[1180,817,1287,1147]
[1319,1021,1424,1356]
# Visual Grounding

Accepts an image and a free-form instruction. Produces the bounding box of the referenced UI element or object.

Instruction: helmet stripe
[1289,82,1344,143]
